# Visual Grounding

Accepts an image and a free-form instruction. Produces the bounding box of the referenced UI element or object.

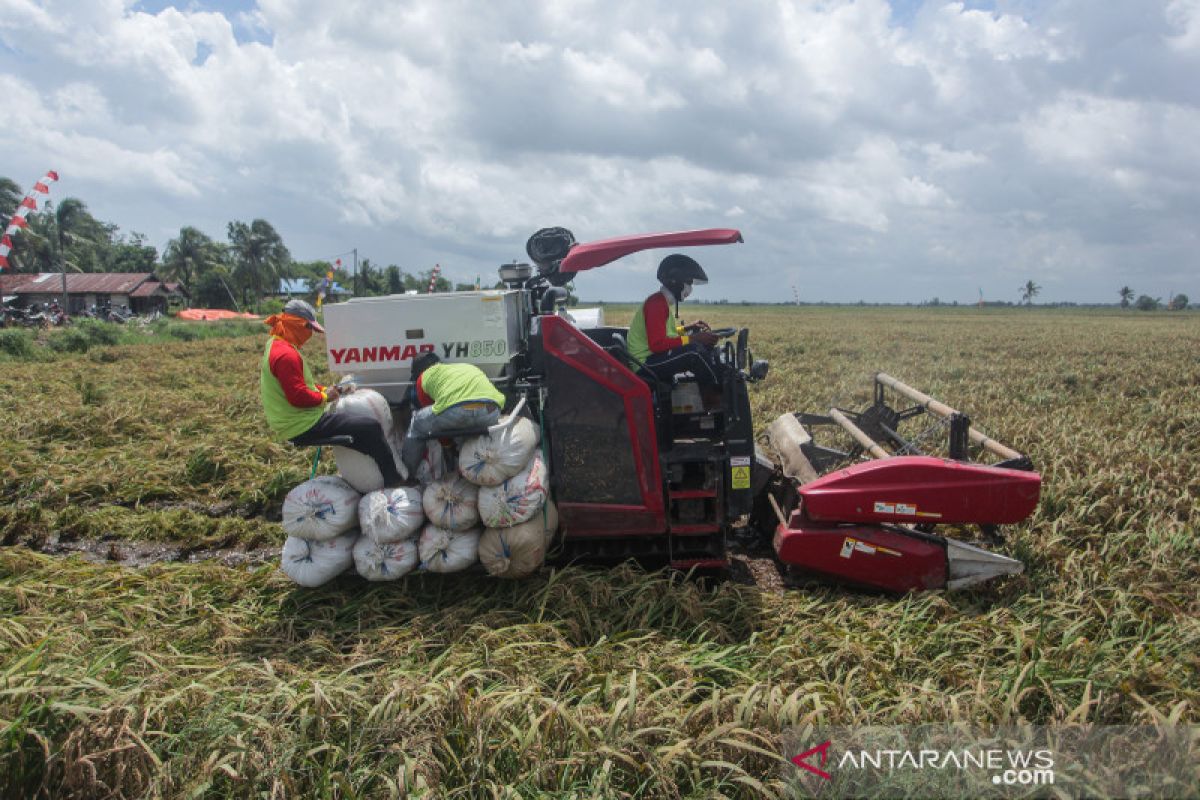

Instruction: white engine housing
[322,291,527,404]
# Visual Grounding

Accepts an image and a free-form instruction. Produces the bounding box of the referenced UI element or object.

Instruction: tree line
[0,176,470,310]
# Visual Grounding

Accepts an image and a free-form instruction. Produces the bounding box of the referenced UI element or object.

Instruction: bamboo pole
[829,408,891,460]
[875,372,1023,461]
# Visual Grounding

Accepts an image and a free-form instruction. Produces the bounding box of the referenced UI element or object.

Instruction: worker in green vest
[626,254,722,384]
[400,352,506,475]
[261,299,404,486]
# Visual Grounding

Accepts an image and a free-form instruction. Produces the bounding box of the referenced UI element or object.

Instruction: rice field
[1,306,1197,798]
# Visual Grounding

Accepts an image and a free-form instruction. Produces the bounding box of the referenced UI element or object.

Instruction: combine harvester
[322,228,1040,593]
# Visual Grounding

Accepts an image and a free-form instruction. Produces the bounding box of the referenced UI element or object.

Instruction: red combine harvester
[322,228,1040,593]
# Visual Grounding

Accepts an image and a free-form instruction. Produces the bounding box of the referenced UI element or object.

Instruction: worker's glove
[686,320,711,333]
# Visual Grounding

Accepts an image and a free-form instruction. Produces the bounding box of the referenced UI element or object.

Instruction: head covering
[411,351,441,380]
[282,298,324,333]
[265,313,314,348]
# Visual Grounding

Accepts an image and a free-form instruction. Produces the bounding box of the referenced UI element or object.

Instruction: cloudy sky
[0,0,1196,303]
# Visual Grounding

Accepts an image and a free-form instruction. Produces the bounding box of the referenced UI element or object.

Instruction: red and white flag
[0,170,59,271]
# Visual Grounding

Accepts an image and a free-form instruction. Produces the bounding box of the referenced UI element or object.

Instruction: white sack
[353,535,419,581]
[280,531,357,587]
[281,475,361,541]
[477,452,548,528]
[418,524,480,573]
[422,474,480,531]
[479,499,559,579]
[331,389,407,492]
[458,416,540,487]
[358,487,424,544]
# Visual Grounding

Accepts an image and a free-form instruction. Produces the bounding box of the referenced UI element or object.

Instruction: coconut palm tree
[1019,280,1041,305]
[162,226,225,292]
[227,219,291,305]
[1119,286,1134,308]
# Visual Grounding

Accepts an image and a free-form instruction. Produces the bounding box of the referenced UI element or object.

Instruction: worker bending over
[401,353,505,475]
[627,254,722,385]
[260,299,404,486]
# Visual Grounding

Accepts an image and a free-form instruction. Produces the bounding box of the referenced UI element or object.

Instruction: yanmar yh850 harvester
[322,228,1040,593]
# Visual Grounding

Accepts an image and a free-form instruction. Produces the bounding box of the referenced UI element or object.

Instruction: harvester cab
[320,228,1041,593]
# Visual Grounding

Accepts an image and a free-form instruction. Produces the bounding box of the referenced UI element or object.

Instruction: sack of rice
[418,524,480,573]
[422,474,479,531]
[358,487,424,544]
[353,535,419,581]
[478,499,559,579]
[459,416,540,487]
[415,438,451,485]
[331,388,406,493]
[477,452,548,528]
[280,530,357,587]
[281,475,361,541]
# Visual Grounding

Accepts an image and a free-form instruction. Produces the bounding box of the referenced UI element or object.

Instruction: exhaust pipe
[944,538,1024,589]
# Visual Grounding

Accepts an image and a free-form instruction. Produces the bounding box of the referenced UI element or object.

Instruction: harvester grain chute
[321,228,1041,593]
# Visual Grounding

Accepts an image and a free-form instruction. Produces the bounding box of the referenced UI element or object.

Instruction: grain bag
[280,531,357,587]
[331,388,406,492]
[477,452,548,528]
[458,416,539,487]
[418,524,480,573]
[358,487,424,544]
[281,475,361,541]
[352,535,419,581]
[422,474,480,531]
[478,499,558,579]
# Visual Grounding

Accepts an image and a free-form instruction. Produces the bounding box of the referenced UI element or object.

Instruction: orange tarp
[177,309,260,321]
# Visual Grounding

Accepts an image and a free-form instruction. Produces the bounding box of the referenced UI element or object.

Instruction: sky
[0,0,1196,304]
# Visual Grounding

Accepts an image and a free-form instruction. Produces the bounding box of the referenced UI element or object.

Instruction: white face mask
[680,282,693,300]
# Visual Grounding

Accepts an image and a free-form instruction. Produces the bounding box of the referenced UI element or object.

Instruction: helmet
[656,254,708,299]
[282,298,324,332]
[525,227,577,270]
[411,351,440,380]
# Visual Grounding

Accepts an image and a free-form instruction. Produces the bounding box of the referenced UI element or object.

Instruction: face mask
[680,282,693,300]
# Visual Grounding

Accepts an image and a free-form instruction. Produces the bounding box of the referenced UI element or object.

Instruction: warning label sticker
[874,501,921,516]
[840,538,856,559]
[874,501,895,514]
[731,466,750,490]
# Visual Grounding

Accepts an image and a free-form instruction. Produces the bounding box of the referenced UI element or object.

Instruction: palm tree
[162,226,225,292]
[1019,280,1041,305]
[1119,286,1134,308]
[227,219,291,305]
[0,177,21,220]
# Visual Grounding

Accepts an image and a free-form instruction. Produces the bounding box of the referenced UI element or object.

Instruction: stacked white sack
[281,475,361,541]
[477,452,548,528]
[281,531,358,587]
[422,475,480,531]
[358,487,424,544]
[458,416,539,487]
[353,536,419,581]
[418,524,481,573]
[330,389,407,492]
[479,499,559,579]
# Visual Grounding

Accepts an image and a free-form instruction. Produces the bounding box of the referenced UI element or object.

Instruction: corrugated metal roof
[8,272,157,295]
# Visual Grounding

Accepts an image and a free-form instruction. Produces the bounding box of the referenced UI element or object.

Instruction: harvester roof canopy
[558,228,743,274]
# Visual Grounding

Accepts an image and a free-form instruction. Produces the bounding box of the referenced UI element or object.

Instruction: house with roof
[0,272,189,315]
[275,277,349,300]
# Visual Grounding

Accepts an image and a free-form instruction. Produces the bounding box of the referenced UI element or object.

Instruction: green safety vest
[421,363,505,415]
[627,291,680,364]
[260,338,325,440]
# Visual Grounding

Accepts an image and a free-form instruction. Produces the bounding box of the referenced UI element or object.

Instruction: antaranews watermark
[780,725,1198,798]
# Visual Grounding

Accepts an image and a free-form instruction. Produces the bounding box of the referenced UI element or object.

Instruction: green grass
[0,306,1198,798]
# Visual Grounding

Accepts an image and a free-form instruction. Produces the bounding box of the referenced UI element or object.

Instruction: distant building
[275,277,349,300]
[0,272,189,315]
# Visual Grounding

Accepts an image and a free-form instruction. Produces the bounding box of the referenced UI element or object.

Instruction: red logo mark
[792,740,832,780]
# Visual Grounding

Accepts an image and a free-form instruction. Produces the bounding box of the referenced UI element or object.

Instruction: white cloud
[0,0,1195,302]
